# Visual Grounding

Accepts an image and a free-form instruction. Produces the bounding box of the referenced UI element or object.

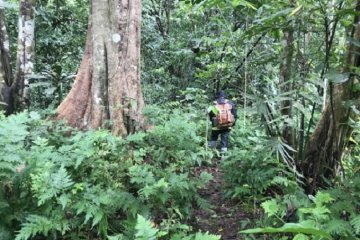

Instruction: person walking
[207,90,237,152]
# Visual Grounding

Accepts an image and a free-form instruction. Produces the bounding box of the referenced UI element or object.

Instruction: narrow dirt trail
[192,160,252,240]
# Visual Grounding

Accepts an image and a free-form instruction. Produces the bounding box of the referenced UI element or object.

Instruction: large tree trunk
[11,0,35,112]
[302,1,360,193]
[56,0,144,136]
[0,6,12,114]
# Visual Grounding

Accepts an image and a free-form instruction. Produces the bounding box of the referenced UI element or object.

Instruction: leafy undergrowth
[1,109,360,240]
[0,111,220,240]
[192,159,256,240]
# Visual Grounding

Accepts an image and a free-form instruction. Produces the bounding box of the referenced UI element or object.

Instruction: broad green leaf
[240,222,333,239]
[325,70,349,84]
[293,234,310,240]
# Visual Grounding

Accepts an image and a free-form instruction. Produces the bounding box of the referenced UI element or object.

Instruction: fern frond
[15,215,54,240]
[329,200,356,216]
[314,192,334,206]
[107,234,126,240]
[135,214,158,240]
[31,166,74,205]
[194,195,211,212]
[113,191,145,217]
[325,219,352,236]
[261,199,280,217]
[300,206,330,221]
[350,215,360,234]
[194,232,221,240]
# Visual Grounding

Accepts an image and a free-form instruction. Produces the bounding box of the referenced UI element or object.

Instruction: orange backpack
[214,101,235,128]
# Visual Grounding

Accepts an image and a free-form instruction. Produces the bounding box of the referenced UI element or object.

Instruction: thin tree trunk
[56,0,144,136]
[302,1,360,193]
[11,0,35,112]
[0,6,12,114]
[279,26,295,147]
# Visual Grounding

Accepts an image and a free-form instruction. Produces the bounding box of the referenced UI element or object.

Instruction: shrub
[0,110,213,239]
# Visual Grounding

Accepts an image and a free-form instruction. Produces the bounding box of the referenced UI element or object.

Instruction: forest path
[192,159,252,240]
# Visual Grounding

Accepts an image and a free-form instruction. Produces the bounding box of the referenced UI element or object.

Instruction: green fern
[31,165,74,205]
[324,219,352,236]
[240,220,333,240]
[107,234,126,240]
[193,232,221,240]
[300,206,331,221]
[314,192,334,207]
[261,199,281,217]
[114,191,146,218]
[15,215,55,240]
[129,164,156,185]
[194,195,211,211]
[350,215,360,234]
[299,192,333,222]
[134,214,158,240]
[0,113,31,182]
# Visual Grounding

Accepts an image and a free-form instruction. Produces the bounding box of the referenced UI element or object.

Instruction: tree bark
[56,0,144,136]
[0,6,12,114]
[279,28,294,147]
[302,1,360,193]
[11,0,35,112]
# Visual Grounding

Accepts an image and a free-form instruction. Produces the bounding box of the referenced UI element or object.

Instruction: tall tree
[302,0,360,193]
[0,5,12,114]
[12,0,35,111]
[0,0,34,114]
[56,0,144,136]
[279,21,295,147]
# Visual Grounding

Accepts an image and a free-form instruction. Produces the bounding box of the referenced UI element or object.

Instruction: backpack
[214,100,235,128]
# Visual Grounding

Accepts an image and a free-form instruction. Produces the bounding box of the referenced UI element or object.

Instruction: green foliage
[4,0,88,111]
[0,111,54,240]
[170,231,221,240]
[29,65,76,110]
[31,165,74,205]
[1,0,359,238]
[35,0,88,73]
[132,214,221,240]
[241,221,333,240]
[15,215,69,240]
[0,110,213,239]
[242,185,360,239]
[221,118,298,200]
[135,215,158,240]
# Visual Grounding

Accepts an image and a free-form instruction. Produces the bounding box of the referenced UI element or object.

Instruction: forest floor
[192,159,258,240]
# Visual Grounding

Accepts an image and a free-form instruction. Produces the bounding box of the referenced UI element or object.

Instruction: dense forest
[0,0,359,239]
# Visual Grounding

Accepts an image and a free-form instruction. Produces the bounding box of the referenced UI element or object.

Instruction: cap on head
[216,90,226,98]
[216,90,226,104]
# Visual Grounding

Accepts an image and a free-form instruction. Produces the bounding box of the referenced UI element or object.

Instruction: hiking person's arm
[207,106,217,120]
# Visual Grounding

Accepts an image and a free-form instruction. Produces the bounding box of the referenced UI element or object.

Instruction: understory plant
[240,176,360,239]
[221,118,298,201]
[0,110,215,240]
